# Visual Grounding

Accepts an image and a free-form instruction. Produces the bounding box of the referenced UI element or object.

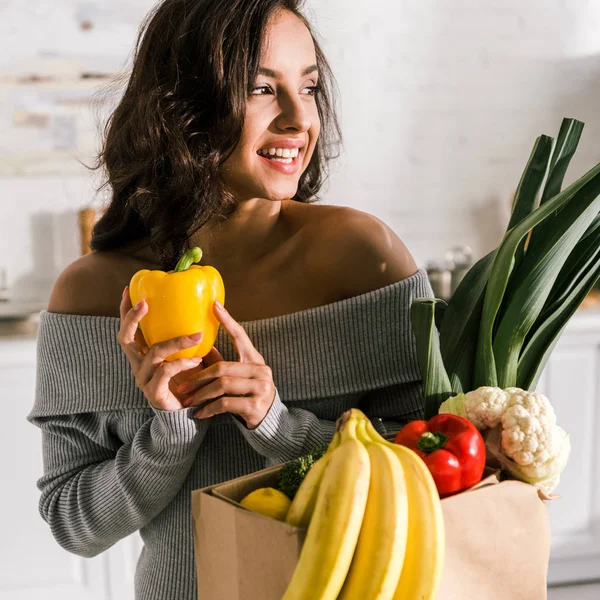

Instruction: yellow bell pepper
[128,247,225,362]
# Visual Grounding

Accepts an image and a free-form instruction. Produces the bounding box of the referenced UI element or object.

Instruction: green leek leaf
[545,218,600,310]
[518,259,600,389]
[434,301,446,332]
[498,120,583,332]
[540,118,584,205]
[439,249,496,393]
[474,160,600,388]
[517,227,600,388]
[579,212,600,244]
[510,135,554,269]
[525,118,584,257]
[410,298,453,419]
[496,135,554,333]
[492,167,600,387]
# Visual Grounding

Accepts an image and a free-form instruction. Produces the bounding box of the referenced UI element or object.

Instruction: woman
[28,0,433,598]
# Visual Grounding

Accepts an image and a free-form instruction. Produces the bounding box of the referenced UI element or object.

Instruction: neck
[189,198,285,271]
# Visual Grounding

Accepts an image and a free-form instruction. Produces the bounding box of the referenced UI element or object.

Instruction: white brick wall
[315,0,600,264]
[1,0,599,300]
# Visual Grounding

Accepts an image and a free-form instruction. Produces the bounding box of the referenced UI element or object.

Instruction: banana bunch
[282,409,445,600]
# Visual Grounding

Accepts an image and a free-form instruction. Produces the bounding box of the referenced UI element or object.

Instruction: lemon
[239,487,292,521]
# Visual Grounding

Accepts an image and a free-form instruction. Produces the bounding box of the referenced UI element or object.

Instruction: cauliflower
[439,386,571,493]
[438,386,510,430]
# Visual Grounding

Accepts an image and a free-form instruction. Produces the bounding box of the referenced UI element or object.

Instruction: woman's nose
[275,94,311,132]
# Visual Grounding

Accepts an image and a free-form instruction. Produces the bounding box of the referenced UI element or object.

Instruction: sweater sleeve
[230,390,389,462]
[30,407,207,558]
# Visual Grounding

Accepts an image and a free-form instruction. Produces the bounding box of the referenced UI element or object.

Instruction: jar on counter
[445,245,473,296]
[426,261,452,301]
[0,268,10,302]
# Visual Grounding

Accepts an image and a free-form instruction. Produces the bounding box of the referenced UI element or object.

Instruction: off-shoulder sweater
[27,269,433,600]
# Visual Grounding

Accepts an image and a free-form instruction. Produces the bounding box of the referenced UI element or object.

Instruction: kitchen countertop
[0,314,41,340]
[0,298,46,340]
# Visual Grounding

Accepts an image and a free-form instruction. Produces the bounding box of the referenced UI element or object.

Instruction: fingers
[182,375,255,407]
[214,301,265,365]
[141,356,203,409]
[170,359,205,389]
[183,373,273,413]
[191,396,250,420]
[118,286,149,369]
[136,332,204,388]
[119,285,132,320]
[176,362,271,395]
[201,346,225,368]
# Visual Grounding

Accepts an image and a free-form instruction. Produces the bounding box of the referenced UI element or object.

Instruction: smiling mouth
[256,148,302,164]
[257,154,297,164]
[256,149,301,174]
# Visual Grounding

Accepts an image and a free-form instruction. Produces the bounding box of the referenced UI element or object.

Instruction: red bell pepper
[394,414,486,497]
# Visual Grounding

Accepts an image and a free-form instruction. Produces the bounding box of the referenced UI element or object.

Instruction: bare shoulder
[300,203,419,300]
[47,251,136,317]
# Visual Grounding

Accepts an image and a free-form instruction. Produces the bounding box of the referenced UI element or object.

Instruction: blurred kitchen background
[1,1,600,598]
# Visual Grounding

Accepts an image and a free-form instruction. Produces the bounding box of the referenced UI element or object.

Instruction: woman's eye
[250,84,321,96]
[251,85,272,95]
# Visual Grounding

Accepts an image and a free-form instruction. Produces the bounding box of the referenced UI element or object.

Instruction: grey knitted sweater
[27,269,432,599]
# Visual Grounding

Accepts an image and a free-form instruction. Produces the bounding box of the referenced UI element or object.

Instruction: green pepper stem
[174,247,203,272]
[416,431,448,453]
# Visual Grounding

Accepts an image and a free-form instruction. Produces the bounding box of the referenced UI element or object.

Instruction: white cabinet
[0,334,141,600]
[537,313,600,585]
[0,338,107,599]
[2,310,600,597]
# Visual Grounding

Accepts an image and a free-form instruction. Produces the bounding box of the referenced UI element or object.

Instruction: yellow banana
[338,418,409,600]
[285,430,342,528]
[365,420,445,600]
[337,408,369,431]
[281,434,371,600]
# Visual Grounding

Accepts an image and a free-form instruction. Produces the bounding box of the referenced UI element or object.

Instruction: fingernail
[189,332,203,342]
[215,300,224,311]
[122,286,128,300]
[134,299,144,311]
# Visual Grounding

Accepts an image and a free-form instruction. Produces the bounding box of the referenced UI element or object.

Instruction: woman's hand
[118,286,205,412]
[176,301,276,429]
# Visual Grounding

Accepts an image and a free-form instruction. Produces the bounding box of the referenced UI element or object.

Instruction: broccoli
[278,444,329,500]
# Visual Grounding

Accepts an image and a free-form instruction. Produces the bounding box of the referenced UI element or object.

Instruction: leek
[410,117,600,413]
[410,299,453,419]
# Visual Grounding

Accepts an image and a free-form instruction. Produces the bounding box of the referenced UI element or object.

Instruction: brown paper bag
[439,478,550,599]
[192,466,304,600]
[192,465,550,600]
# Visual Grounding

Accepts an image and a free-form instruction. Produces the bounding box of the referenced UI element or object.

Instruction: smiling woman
[88,0,341,271]
[26,1,431,600]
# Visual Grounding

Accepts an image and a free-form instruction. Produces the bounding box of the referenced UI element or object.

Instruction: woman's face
[221,10,321,202]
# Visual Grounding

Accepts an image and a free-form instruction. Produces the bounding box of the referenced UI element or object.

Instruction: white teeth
[258,147,300,158]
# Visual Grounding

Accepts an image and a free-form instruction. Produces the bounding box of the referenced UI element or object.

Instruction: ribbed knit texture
[27,268,433,599]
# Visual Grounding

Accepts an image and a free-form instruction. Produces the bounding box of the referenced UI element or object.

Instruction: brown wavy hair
[88,0,342,270]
